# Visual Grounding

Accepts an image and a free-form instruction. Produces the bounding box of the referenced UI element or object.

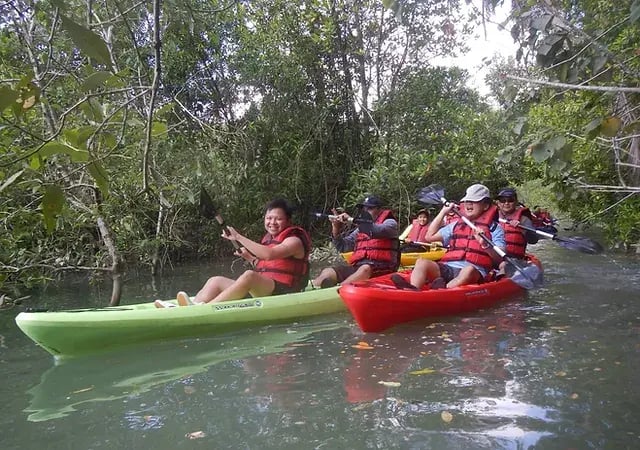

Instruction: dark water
[1,242,639,449]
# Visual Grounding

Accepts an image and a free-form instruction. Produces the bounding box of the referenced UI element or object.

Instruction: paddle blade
[417,185,446,206]
[555,236,604,254]
[199,187,217,220]
[505,261,543,290]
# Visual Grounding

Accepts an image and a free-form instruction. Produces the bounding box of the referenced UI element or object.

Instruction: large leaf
[0,86,19,113]
[600,117,622,137]
[585,118,602,140]
[60,15,113,70]
[87,161,110,197]
[82,71,114,92]
[38,142,90,163]
[0,170,24,194]
[41,184,65,232]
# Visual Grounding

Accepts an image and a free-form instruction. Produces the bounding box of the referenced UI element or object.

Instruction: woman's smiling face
[264,207,291,236]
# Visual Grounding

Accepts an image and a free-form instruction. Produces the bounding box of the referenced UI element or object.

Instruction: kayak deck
[15,287,344,359]
[338,271,528,333]
[341,247,446,267]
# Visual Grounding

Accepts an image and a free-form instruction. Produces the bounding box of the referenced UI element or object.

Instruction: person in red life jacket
[311,195,399,288]
[155,198,311,307]
[391,184,505,290]
[495,187,538,277]
[399,209,431,253]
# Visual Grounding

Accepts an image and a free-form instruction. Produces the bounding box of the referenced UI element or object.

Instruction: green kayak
[15,287,344,359]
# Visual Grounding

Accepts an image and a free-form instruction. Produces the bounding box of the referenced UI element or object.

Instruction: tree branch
[506,75,640,93]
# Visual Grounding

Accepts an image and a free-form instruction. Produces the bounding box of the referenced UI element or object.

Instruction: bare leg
[410,258,441,289]
[312,267,338,288]
[447,266,482,288]
[194,276,235,303]
[341,264,372,284]
[209,270,276,303]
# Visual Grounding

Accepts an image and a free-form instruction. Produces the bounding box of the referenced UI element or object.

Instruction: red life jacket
[407,219,429,242]
[441,205,498,272]
[255,226,311,291]
[350,209,400,270]
[499,207,531,258]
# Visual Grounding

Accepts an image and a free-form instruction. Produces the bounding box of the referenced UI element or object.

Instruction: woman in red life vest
[155,198,311,307]
[399,209,430,253]
[391,184,505,290]
[312,195,400,288]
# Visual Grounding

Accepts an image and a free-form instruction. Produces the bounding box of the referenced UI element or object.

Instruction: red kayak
[339,256,541,332]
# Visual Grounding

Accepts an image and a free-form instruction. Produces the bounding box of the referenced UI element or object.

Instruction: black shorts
[271,280,302,295]
[437,263,462,283]
[334,263,396,283]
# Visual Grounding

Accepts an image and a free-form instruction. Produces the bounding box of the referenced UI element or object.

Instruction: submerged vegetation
[1,0,638,303]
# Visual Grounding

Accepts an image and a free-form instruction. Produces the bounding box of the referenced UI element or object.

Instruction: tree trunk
[97,216,123,306]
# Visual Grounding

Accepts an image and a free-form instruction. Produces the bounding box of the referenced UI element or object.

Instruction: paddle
[498,218,603,254]
[403,240,444,249]
[417,184,542,290]
[310,212,373,225]
[199,187,242,252]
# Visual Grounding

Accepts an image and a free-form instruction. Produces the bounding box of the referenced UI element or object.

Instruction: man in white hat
[392,183,505,290]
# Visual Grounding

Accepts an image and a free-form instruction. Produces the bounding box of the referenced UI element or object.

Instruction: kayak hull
[341,247,446,267]
[339,271,531,333]
[15,287,344,359]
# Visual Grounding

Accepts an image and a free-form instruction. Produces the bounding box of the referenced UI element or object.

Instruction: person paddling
[312,195,400,288]
[495,187,539,278]
[391,184,505,290]
[155,198,311,307]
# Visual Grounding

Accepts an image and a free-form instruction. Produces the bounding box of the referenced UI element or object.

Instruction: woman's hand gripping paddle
[417,185,542,290]
[199,187,244,252]
[498,218,603,254]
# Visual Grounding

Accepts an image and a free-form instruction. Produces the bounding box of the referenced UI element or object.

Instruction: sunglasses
[498,197,516,203]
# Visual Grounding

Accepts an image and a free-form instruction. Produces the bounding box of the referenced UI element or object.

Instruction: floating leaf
[71,386,94,394]
[409,368,436,375]
[441,411,453,423]
[378,381,401,387]
[570,393,579,399]
[186,431,206,439]
[352,341,374,350]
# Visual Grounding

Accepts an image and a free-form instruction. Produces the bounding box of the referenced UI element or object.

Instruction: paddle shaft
[311,212,372,224]
[403,240,443,249]
[499,218,555,239]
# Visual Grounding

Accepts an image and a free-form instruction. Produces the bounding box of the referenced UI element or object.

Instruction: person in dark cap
[495,187,539,276]
[399,208,433,252]
[312,194,400,288]
[391,183,505,291]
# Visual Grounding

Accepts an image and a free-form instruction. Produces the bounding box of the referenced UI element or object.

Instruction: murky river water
[1,241,639,449]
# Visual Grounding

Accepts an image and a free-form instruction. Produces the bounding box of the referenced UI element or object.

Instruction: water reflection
[25,320,347,422]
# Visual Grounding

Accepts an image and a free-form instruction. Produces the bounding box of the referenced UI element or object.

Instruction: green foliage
[492,0,640,247]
